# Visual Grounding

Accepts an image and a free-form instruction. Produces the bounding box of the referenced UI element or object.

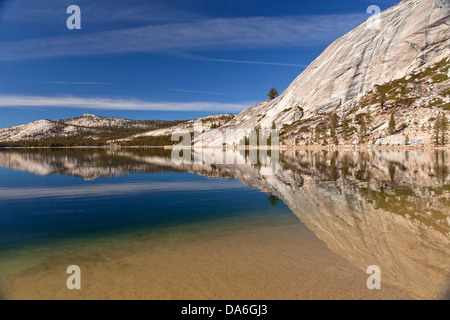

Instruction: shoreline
[0,145,449,151]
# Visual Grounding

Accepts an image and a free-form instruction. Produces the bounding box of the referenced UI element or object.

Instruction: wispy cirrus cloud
[0,14,367,61]
[170,89,238,96]
[36,81,113,85]
[196,58,308,67]
[0,94,250,112]
[2,0,200,25]
[0,181,247,200]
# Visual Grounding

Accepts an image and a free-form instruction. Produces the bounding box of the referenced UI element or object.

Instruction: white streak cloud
[196,58,308,67]
[0,181,247,200]
[0,94,250,112]
[0,14,366,61]
[170,89,233,96]
[37,81,113,85]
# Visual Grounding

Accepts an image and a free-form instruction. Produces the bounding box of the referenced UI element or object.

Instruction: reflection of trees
[268,195,279,206]
[314,152,327,172]
[360,184,449,234]
[330,151,340,182]
[341,155,350,178]
[434,151,449,184]
[355,152,371,182]
[277,151,449,235]
[389,162,396,182]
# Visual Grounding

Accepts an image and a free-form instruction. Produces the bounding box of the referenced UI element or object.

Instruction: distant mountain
[109,114,234,146]
[200,0,450,147]
[0,114,182,146]
[0,113,232,147]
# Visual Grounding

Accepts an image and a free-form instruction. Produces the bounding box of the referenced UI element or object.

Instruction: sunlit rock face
[200,0,450,146]
[0,148,448,299]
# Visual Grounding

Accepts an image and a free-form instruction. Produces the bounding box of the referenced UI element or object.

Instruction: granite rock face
[200,0,450,146]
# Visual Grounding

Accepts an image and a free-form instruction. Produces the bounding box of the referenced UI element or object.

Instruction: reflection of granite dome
[245,151,450,299]
[200,0,450,146]
[257,151,450,299]
[0,148,448,299]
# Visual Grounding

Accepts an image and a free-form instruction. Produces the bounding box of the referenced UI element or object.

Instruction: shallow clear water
[0,148,448,299]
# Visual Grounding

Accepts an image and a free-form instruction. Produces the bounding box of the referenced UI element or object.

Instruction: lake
[0,148,448,299]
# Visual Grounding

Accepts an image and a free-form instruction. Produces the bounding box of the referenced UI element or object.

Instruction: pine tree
[315,123,326,143]
[267,88,279,100]
[380,97,385,111]
[332,134,339,146]
[366,108,373,126]
[330,112,339,145]
[342,115,350,140]
[388,113,396,135]
[355,113,367,143]
[314,125,321,143]
[434,115,442,145]
[441,114,448,145]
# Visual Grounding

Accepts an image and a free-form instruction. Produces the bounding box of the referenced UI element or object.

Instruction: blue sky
[0,0,401,128]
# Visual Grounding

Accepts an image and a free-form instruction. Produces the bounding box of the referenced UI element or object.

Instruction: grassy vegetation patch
[432,73,449,83]
[118,134,179,146]
[297,125,311,133]
[441,87,450,97]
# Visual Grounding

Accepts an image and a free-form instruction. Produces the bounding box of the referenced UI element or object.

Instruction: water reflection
[0,148,448,299]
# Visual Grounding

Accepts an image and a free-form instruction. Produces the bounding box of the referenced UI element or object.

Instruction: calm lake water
[0,148,448,299]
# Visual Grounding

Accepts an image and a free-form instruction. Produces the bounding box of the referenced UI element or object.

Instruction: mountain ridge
[0,113,233,147]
